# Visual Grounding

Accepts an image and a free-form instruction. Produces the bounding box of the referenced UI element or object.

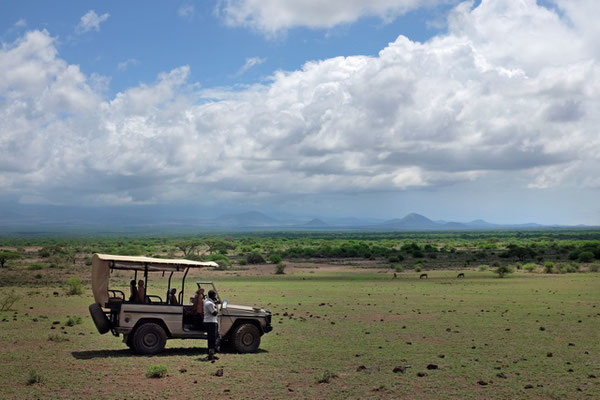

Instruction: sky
[0,0,599,226]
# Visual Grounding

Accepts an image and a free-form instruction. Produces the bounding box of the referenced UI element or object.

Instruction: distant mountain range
[0,205,591,234]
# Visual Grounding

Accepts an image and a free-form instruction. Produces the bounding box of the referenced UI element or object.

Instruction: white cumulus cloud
[216,0,454,35]
[236,56,266,76]
[76,10,110,33]
[1,0,600,207]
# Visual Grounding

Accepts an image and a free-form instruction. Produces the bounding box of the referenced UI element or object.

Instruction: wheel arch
[132,318,172,338]
[223,318,263,339]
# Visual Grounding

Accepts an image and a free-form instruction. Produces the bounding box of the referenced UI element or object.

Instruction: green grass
[0,269,599,399]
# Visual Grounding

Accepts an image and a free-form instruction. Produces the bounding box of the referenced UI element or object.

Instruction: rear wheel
[233,323,261,353]
[133,323,167,355]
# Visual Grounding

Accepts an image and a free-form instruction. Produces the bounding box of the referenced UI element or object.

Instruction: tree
[0,251,20,268]
[175,240,202,257]
[496,265,514,278]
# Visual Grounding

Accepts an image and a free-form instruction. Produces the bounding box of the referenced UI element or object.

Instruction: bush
[388,255,404,263]
[48,333,69,342]
[26,370,44,385]
[478,265,489,271]
[394,265,404,272]
[544,262,555,274]
[246,251,265,264]
[65,316,82,326]
[146,364,167,378]
[0,250,20,268]
[0,290,21,311]
[559,263,579,274]
[496,265,514,278]
[275,263,286,275]
[84,255,92,266]
[27,263,47,271]
[65,277,83,295]
[414,265,422,273]
[523,263,538,273]
[578,251,595,263]
[589,263,599,272]
[269,254,283,264]
[316,370,338,384]
[238,258,248,266]
[207,254,231,269]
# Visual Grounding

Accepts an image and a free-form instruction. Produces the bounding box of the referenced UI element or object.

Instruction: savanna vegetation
[0,230,599,398]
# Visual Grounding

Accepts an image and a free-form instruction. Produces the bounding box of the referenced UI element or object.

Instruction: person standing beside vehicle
[204,290,219,360]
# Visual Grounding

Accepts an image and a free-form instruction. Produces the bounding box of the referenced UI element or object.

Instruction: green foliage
[495,265,514,278]
[146,364,167,378]
[578,251,595,263]
[246,251,265,264]
[478,264,489,271]
[26,370,44,385]
[559,263,579,274]
[65,316,82,326]
[589,263,599,272]
[316,370,338,384]
[388,254,404,263]
[523,263,538,273]
[48,333,69,342]
[269,254,283,264]
[544,262,555,274]
[394,265,404,272]
[0,289,21,311]
[206,254,231,268]
[275,263,286,275]
[0,250,20,268]
[414,265,422,273]
[84,255,92,266]
[27,262,47,271]
[65,276,83,295]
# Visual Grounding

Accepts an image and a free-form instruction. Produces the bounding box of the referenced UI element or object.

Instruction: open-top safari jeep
[89,253,272,355]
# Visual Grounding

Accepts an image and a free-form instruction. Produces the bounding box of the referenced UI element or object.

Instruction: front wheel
[133,323,167,355]
[233,323,261,353]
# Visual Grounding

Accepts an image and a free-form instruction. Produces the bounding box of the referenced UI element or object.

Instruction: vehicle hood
[222,304,268,315]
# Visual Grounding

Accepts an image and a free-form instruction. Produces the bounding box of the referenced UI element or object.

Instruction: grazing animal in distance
[419,273,428,279]
[457,273,465,278]
[393,273,397,279]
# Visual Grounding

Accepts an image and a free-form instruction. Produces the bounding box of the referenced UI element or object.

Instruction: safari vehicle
[88,253,272,355]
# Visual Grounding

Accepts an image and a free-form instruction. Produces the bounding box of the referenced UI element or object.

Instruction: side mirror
[221,300,228,310]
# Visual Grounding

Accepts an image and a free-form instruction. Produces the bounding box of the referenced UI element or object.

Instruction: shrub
[478,265,489,271]
[388,255,404,263]
[275,263,286,275]
[146,364,167,378]
[65,277,83,295]
[578,251,595,263]
[84,255,92,266]
[523,263,538,273]
[0,290,21,311]
[26,370,44,385]
[559,263,579,274]
[246,251,265,264]
[269,254,283,264]
[316,370,338,384]
[414,265,422,273]
[544,262,555,274]
[394,265,404,272]
[589,263,599,272]
[496,265,514,278]
[238,258,248,266]
[65,316,82,326]
[48,333,69,342]
[27,263,47,271]
[207,254,231,268]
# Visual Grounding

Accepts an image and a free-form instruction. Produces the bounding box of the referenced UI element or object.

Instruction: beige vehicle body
[89,254,272,355]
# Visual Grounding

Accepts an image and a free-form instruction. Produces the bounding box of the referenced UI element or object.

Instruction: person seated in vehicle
[185,287,204,329]
[168,288,179,305]
[128,280,138,303]
[137,280,147,303]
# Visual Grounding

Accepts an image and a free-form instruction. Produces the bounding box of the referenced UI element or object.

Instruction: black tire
[233,323,261,353]
[133,323,167,355]
[124,334,134,349]
[89,303,111,334]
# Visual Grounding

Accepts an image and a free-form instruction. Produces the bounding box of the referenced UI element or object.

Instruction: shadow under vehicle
[89,253,272,355]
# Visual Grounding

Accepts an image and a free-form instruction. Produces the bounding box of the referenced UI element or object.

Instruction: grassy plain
[1,263,599,399]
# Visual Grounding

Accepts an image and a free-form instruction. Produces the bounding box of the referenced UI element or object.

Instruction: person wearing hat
[203,290,219,360]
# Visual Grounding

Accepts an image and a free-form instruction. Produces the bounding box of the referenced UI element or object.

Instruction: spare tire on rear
[89,303,111,334]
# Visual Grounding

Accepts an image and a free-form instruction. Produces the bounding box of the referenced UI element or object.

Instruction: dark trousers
[205,322,218,351]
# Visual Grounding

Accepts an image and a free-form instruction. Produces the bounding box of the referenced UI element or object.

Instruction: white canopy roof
[91,253,218,304]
